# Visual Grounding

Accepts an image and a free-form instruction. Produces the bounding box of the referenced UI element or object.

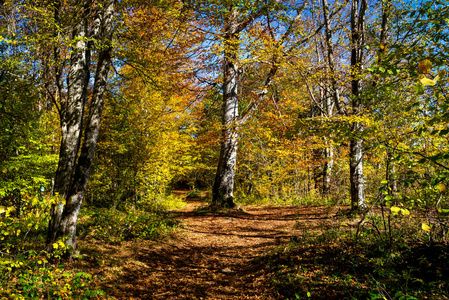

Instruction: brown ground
[79,192,339,299]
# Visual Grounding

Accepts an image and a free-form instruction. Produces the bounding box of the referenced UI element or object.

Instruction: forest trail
[87,191,338,299]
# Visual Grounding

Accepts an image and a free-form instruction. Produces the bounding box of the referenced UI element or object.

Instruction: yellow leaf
[420,77,436,86]
[400,208,410,216]
[53,243,59,249]
[422,223,431,232]
[436,183,446,192]
[391,206,401,215]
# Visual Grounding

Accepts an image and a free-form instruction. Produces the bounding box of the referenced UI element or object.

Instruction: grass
[236,191,341,207]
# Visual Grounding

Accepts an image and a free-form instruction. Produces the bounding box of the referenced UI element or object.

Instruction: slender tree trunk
[323,141,334,194]
[349,0,367,210]
[322,0,344,116]
[212,9,239,208]
[321,0,339,195]
[350,131,365,209]
[381,0,395,198]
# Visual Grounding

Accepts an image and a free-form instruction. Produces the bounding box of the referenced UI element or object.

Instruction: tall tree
[348,0,367,210]
[46,0,116,253]
[211,3,273,208]
[320,0,341,195]
[185,0,307,208]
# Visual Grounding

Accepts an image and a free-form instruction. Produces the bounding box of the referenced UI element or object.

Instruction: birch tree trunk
[349,0,367,210]
[212,8,239,208]
[321,0,338,195]
[210,2,292,208]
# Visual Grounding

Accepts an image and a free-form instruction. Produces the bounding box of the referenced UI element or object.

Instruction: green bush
[0,193,103,299]
[83,207,179,242]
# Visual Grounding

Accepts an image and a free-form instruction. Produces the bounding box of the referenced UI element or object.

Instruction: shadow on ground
[79,197,343,299]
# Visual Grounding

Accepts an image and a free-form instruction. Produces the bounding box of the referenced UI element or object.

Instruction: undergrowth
[79,207,180,243]
[236,192,338,207]
[0,193,184,299]
[263,211,449,300]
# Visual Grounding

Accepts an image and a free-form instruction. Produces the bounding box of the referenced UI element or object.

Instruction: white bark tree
[349,0,367,210]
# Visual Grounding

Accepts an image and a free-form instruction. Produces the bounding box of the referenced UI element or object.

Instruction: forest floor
[77,191,341,299]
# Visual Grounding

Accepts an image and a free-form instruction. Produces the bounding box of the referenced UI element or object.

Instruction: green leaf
[400,208,410,216]
[438,208,449,216]
[412,84,425,95]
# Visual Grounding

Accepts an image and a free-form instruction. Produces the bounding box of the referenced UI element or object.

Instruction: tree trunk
[47,0,115,253]
[348,0,367,210]
[323,142,334,194]
[212,9,239,208]
[47,11,88,247]
[210,3,283,208]
[322,0,344,116]
[320,0,339,195]
[350,130,365,209]
[56,40,113,250]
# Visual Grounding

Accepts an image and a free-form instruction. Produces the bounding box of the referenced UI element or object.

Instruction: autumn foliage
[1,0,449,298]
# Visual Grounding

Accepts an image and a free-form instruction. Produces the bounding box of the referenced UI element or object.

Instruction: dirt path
[86,193,337,299]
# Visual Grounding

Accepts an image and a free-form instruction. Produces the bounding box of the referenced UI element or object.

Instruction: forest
[1,0,449,298]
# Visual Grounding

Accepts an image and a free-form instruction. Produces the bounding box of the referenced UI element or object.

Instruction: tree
[185,0,311,208]
[348,0,368,210]
[211,3,274,208]
[45,0,116,253]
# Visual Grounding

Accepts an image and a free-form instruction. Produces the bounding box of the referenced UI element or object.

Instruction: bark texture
[211,3,292,208]
[323,143,334,194]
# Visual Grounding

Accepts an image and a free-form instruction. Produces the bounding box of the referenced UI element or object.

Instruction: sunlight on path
[104,192,335,299]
